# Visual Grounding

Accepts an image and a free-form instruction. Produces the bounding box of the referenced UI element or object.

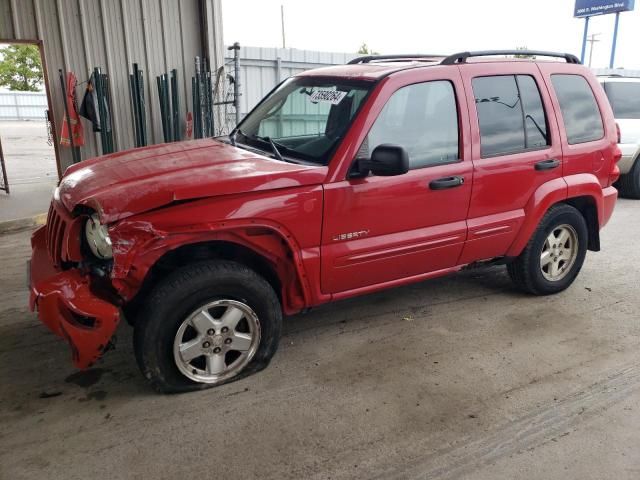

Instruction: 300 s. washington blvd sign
[574,0,635,17]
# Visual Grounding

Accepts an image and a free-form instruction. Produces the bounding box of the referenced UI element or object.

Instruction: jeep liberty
[29,50,620,392]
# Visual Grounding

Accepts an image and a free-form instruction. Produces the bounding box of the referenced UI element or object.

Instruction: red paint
[29,58,619,369]
[29,227,120,368]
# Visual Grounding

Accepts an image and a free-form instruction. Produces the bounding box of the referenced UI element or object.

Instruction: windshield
[603,82,640,119]
[234,77,372,164]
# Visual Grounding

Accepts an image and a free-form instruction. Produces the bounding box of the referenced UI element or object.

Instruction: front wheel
[508,204,588,295]
[134,260,282,393]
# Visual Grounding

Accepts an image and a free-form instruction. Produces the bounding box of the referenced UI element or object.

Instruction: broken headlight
[85,213,113,260]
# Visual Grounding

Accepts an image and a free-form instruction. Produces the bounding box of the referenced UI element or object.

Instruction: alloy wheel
[173,299,261,384]
[540,224,579,282]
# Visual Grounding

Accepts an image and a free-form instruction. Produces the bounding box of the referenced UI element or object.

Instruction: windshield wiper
[229,128,242,146]
[234,130,299,163]
[258,135,284,161]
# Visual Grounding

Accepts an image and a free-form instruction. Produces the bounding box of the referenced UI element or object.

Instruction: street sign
[574,0,635,17]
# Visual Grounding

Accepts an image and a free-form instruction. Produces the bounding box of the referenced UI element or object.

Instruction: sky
[222,0,640,69]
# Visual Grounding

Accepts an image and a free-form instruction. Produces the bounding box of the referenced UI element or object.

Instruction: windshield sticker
[309,90,347,105]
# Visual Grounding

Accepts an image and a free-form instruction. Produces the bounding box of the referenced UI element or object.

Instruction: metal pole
[137,68,147,147]
[129,73,141,147]
[610,12,621,69]
[103,74,115,153]
[229,42,241,127]
[580,16,590,64]
[94,67,108,155]
[164,74,172,141]
[171,69,180,142]
[195,56,202,139]
[276,57,283,138]
[156,75,167,142]
[0,134,9,194]
[192,76,199,139]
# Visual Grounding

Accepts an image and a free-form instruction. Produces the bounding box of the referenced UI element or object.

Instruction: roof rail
[347,54,445,65]
[440,50,581,65]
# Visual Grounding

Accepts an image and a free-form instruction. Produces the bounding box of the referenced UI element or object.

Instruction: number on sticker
[309,90,348,105]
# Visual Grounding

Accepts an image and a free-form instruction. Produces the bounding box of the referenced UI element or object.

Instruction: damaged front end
[29,198,121,369]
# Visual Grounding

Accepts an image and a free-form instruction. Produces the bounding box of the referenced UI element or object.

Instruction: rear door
[457,63,564,264]
[539,64,615,188]
[321,68,472,294]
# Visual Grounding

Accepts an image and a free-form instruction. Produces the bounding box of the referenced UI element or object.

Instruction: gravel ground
[1,199,639,480]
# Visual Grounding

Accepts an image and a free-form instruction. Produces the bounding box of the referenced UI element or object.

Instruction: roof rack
[347,54,445,65]
[440,50,581,65]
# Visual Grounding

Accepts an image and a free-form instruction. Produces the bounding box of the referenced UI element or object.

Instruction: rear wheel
[508,204,588,295]
[615,158,640,199]
[134,260,282,393]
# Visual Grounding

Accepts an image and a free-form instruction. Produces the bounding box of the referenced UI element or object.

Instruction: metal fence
[223,46,358,120]
[0,91,48,121]
[593,68,640,77]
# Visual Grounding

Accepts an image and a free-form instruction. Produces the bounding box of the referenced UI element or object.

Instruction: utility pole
[281,5,286,49]
[587,33,600,67]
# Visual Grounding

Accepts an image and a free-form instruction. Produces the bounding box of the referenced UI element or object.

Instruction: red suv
[29,50,620,392]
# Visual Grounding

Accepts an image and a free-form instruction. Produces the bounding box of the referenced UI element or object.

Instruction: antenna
[281,5,286,49]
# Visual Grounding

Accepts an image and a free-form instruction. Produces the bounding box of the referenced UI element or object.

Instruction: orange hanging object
[60,72,85,147]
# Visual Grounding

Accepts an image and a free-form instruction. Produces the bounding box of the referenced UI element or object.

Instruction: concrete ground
[1,200,639,480]
[0,121,58,223]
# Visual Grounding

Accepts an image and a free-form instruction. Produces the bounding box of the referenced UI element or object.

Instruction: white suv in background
[599,76,640,198]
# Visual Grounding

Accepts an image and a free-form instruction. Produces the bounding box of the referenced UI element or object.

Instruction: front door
[321,71,472,294]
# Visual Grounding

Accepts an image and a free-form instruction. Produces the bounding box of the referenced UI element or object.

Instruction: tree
[357,43,379,56]
[0,44,44,91]
[514,47,536,59]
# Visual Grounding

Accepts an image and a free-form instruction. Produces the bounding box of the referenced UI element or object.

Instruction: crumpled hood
[58,139,327,223]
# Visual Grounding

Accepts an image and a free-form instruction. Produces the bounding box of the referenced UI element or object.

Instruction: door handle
[429,176,465,190]
[535,159,560,171]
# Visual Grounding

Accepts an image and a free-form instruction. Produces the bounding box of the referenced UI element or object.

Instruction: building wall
[224,46,358,119]
[0,0,224,174]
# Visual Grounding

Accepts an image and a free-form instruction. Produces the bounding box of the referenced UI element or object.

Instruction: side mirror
[369,144,409,177]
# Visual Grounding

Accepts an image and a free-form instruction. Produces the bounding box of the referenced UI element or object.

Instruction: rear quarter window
[551,74,604,145]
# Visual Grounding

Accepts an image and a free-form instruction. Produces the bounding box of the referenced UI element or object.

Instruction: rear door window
[473,75,550,157]
[551,74,604,145]
[603,82,640,119]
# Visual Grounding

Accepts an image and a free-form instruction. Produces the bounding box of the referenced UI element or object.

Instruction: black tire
[133,260,282,393]
[615,158,640,199]
[507,204,588,295]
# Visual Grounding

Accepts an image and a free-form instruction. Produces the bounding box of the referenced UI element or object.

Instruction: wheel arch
[563,195,600,251]
[507,176,604,257]
[115,225,311,320]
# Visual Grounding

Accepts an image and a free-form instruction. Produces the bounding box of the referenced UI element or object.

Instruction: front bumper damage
[29,226,120,369]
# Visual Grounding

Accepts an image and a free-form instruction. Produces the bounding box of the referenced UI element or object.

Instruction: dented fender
[102,185,325,315]
[108,218,314,315]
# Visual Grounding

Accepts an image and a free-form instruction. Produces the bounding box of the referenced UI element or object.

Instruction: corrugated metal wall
[0,0,223,174]
[224,46,357,118]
